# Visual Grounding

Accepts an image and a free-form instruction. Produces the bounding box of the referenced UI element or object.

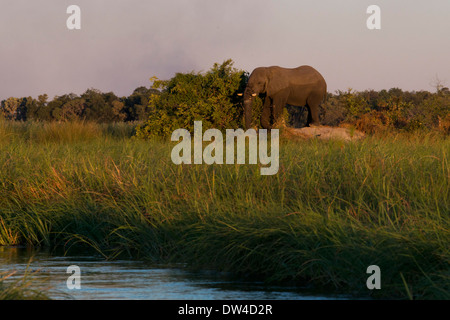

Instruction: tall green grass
[0,120,448,299]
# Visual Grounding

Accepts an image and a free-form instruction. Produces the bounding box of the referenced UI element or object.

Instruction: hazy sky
[1,0,449,100]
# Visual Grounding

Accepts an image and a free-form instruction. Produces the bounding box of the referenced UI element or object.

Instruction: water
[0,246,345,300]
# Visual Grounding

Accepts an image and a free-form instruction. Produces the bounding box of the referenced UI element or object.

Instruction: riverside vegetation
[0,61,449,299]
[0,120,448,299]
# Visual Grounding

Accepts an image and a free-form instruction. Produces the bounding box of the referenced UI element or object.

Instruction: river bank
[1,246,352,300]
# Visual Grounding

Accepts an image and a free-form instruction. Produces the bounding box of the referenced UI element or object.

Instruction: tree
[1,97,21,120]
[81,89,107,121]
[124,86,160,121]
[430,75,446,94]
[111,100,126,121]
[56,98,85,121]
[136,59,247,138]
[80,89,127,122]
[35,94,52,121]
[49,94,78,121]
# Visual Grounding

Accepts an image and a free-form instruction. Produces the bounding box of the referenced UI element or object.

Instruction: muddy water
[0,247,346,300]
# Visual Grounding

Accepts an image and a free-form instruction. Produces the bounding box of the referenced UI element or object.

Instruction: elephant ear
[266,68,289,97]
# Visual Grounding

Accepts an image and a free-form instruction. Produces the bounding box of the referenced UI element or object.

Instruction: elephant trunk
[243,88,255,130]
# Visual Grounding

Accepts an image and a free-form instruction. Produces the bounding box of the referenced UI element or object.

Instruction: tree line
[1,60,449,136]
[0,87,160,122]
[318,87,450,134]
[135,60,449,137]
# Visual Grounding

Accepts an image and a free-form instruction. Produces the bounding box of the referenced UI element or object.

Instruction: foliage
[135,59,247,138]
[0,89,154,123]
[0,61,448,137]
[123,86,160,121]
[0,97,23,121]
[317,88,450,134]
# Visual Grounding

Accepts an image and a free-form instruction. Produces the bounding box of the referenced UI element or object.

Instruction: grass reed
[0,120,448,299]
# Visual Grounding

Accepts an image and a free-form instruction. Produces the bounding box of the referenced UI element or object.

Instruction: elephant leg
[306,105,313,127]
[310,106,320,126]
[272,97,287,127]
[306,95,321,126]
[260,97,272,129]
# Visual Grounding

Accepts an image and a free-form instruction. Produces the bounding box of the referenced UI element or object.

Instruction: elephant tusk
[252,93,257,97]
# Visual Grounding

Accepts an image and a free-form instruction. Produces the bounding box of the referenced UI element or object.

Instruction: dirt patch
[283,125,365,142]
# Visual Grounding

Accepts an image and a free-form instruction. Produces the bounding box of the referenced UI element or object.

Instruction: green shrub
[135,59,247,138]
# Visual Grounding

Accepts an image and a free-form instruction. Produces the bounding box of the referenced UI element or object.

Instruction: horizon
[1,77,447,102]
[1,0,449,101]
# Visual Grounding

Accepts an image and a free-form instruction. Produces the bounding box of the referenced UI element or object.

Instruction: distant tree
[111,100,126,121]
[24,96,39,121]
[430,75,447,94]
[49,94,78,121]
[1,97,21,120]
[124,86,160,121]
[81,89,107,121]
[35,94,52,121]
[55,98,85,121]
[79,89,127,122]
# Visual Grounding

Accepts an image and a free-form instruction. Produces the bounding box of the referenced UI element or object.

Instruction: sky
[1,0,449,100]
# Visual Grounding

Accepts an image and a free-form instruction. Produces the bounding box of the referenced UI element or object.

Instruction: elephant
[240,65,327,129]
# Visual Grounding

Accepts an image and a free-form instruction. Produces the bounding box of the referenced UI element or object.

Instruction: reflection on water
[0,246,346,300]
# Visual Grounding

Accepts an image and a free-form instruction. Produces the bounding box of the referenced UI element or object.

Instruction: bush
[317,88,449,134]
[438,113,450,135]
[355,111,388,134]
[135,60,247,138]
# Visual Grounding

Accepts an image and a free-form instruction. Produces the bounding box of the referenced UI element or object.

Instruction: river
[0,246,347,300]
